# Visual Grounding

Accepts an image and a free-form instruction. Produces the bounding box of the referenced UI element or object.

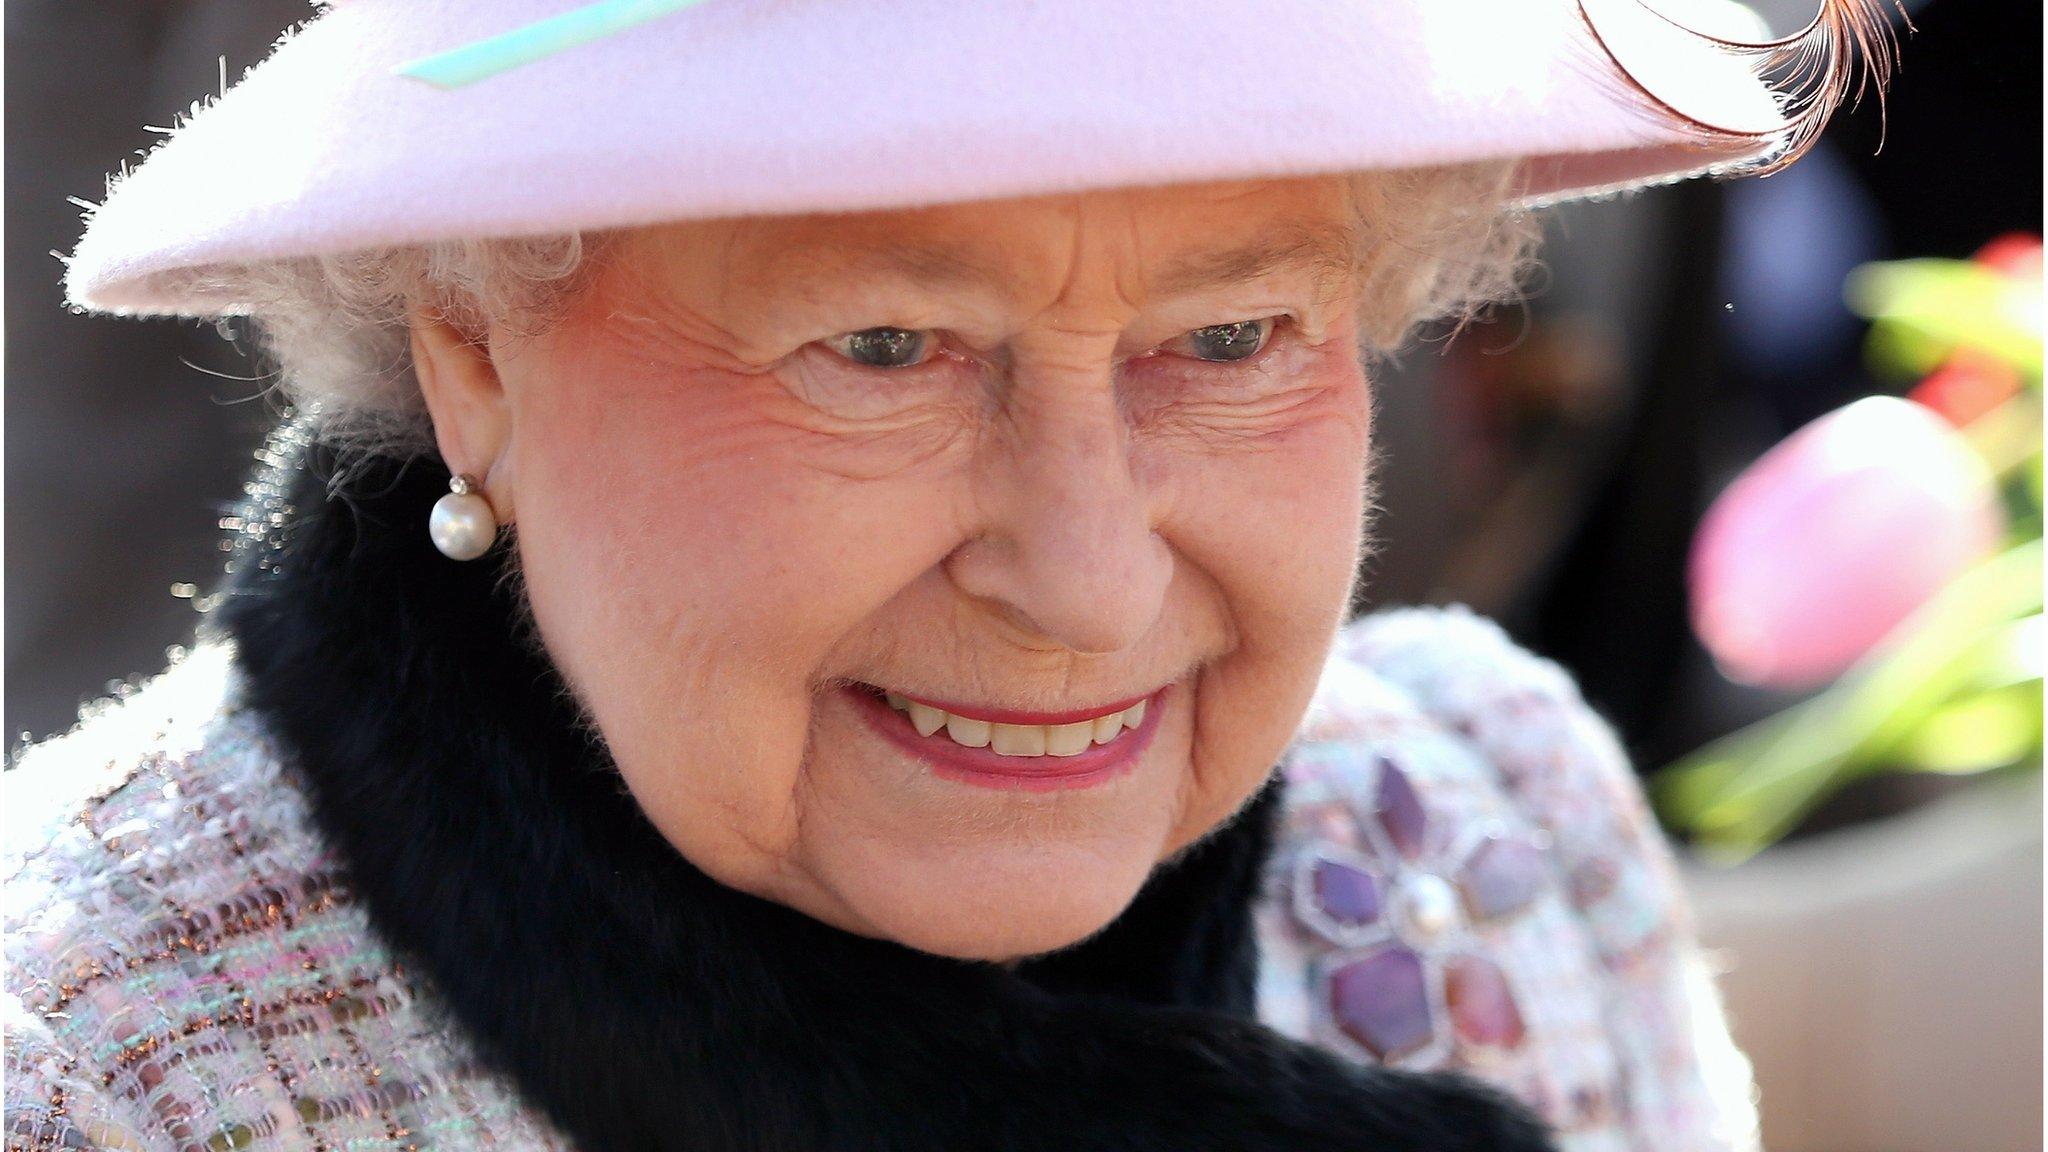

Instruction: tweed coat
[5,435,1757,1152]
[4,606,1758,1152]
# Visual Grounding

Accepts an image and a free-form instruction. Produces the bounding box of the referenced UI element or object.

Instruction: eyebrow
[814,238,1018,292]
[1153,221,1362,296]
[812,221,1362,298]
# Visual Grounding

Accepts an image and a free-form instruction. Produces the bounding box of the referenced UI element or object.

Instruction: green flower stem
[1657,539,2044,859]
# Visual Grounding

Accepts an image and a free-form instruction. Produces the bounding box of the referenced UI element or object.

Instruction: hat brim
[65,0,1791,317]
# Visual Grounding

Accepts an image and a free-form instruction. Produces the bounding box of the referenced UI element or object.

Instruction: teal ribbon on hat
[394,0,714,89]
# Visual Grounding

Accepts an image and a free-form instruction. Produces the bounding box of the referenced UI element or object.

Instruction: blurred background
[6,1,2041,1148]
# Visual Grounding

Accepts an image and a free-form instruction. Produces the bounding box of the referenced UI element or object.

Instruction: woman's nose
[945,383,1173,657]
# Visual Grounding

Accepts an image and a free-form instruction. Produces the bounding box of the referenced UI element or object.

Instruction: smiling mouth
[844,682,1169,791]
[865,687,1149,757]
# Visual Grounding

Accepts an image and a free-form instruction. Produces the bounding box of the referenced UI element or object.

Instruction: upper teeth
[882,692,1148,758]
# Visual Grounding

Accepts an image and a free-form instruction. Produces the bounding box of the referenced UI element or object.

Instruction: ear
[409,304,516,524]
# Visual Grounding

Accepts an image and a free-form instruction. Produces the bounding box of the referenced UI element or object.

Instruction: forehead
[612,176,1361,304]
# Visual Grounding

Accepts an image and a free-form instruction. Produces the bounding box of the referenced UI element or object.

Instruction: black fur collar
[211,418,1550,1152]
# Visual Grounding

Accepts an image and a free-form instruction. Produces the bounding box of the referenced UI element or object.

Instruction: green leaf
[1657,540,2044,858]
[1846,259,2044,379]
[1899,681,2045,775]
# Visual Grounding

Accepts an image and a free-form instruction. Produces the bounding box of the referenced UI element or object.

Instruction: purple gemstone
[1444,953,1526,1049]
[1457,834,1547,922]
[1310,858,1384,928]
[1373,759,1428,860]
[1327,947,1434,1061]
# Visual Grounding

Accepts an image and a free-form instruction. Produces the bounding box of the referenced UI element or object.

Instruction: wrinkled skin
[409,175,1375,961]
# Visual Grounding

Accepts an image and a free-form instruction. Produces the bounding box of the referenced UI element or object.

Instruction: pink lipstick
[845,682,1169,792]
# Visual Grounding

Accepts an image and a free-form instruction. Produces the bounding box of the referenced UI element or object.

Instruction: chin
[824,839,1166,962]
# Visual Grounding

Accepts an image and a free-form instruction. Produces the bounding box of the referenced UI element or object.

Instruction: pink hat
[63,0,1893,317]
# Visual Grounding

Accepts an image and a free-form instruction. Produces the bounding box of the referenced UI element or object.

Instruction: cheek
[1151,342,1374,602]
[499,351,967,877]
[1147,353,1373,850]
[513,367,812,676]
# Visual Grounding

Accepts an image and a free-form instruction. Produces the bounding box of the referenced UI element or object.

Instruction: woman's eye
[824,326,935,369]
[1169,317,1277,363]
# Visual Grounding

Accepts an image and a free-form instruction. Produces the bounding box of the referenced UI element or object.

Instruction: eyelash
[822,327,943,371]
[820,317,1291,371]
[1157,316,1283,366]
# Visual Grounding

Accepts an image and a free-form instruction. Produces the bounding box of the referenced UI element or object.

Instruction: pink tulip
[1689,396,2004,689]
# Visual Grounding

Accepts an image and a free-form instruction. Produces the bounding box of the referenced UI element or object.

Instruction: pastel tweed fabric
[1254,607,1759,1152]
[3,646,578,1152]
[4,609,1758,1151]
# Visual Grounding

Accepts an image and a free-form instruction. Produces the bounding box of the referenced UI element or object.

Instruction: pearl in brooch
[429,473,499,561]
[1398,872,1461,943]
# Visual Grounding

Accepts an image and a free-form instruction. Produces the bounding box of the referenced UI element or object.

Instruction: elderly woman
[5,1,1888,1149]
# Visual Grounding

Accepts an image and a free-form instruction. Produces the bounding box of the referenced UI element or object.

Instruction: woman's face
[411,175,1375,960]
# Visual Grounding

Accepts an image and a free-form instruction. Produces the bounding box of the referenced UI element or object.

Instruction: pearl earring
[429,473,499,561]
